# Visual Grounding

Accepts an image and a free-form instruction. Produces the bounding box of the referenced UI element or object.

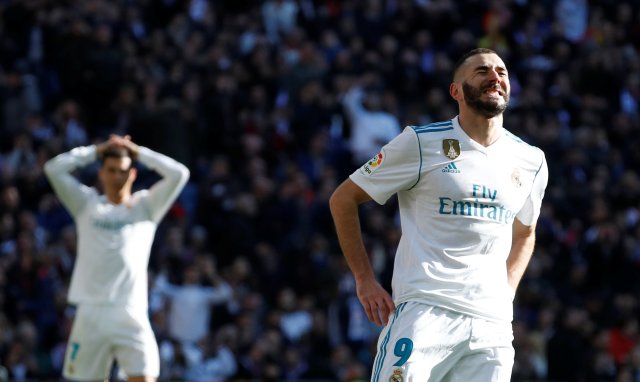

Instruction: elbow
[329,186,356,218]
[329,180,370,216]
[176,164,190,186]
[328,189,343,217]
[43,161,51,174]
[43,160,55,178]
[181,165,191,182]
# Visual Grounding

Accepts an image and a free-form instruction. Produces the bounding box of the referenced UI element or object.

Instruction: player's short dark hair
[452,48,498,80]
[100,146,134,168]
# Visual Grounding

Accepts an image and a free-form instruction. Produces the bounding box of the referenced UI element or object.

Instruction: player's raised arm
[44,145,99,217]
[121,135,190,222]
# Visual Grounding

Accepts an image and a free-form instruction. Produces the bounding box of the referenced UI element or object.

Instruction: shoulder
[406,121,456,151]
[408,120,455,136]
[504,129,540,150]
[503,129,546,168]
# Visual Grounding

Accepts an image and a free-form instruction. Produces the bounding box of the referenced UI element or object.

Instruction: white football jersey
[44,146,189,308]
[350,116,548,323]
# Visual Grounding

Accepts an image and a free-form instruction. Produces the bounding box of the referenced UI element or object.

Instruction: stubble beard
[462,82,509,118]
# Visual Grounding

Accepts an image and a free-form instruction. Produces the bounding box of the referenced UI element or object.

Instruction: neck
[457,110,503,147]
[106,191,131,205]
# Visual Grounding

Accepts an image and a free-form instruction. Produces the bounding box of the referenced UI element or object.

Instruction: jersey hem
[394,296,513,324]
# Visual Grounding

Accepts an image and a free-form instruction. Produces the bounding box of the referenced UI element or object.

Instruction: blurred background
[0,0,639,381]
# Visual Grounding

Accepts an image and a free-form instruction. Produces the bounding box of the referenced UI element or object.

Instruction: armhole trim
[408,129,422,190]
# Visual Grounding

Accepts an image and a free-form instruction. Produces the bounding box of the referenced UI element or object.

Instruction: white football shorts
[371,302,514,382]
[63,304,160,381]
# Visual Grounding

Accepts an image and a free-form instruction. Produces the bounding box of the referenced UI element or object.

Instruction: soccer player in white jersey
[329,48,548,381]
[44,134,190,382]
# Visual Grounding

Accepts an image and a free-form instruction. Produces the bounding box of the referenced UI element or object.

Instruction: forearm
[44,145,97,177]
[329,185,374,282]
[43,146,96,215]
[137,146,189,183]
[506,228,536,290]
[330,179,397,325]
[138,147,190,221]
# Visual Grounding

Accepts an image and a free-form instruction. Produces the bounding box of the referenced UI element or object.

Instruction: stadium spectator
[152,255,233,346]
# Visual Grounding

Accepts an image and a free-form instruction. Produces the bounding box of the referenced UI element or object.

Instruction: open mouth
[483,87,503,97]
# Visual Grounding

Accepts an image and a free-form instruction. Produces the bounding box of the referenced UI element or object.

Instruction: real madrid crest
[511,168,522,188]
[389,368,404,382]
[442,139,460,160]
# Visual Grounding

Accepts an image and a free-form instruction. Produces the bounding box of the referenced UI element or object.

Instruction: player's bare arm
[329,178,396,326]
[506,218,537,290]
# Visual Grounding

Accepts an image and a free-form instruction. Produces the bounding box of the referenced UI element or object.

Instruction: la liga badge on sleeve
[362,149,385,175]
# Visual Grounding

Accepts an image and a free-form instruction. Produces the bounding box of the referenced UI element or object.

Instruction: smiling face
[451,52,510,118]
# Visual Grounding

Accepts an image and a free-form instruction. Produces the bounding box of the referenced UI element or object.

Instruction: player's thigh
[442,314,515,381]
[114,338,160,380]
[370,302,471,382]
[444,346,515,382]
[63,307,113,381]
[111,307,160,378]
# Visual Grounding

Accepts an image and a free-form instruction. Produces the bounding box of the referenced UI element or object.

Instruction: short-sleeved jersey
[44,146,189,308]
[350,117,548,323]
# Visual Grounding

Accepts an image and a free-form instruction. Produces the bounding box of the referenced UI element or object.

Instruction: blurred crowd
[0,0,640,381]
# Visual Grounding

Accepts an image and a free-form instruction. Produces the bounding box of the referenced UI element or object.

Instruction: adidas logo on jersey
[442,162,461,173]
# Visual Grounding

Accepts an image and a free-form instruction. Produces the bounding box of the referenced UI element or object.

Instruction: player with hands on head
[44,134,190,382]
[330,48,548,381]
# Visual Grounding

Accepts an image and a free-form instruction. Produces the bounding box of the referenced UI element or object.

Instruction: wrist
[130,144,140,160]
[354,269,376,284]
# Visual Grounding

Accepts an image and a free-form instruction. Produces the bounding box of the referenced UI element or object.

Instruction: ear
[450,82,462,102]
